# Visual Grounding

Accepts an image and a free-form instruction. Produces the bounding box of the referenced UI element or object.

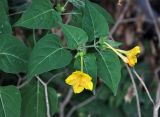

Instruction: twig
[133,68,154,104]
[36,76,51,117]
[153,67,160,117]
[17,79,30,89]
[126,64,141,117]
[63,0,69,9]
[153,82,160,117]
[60,89,73,117]
[120,17,153,24]
[16,74,23,86]
[145,0,160,47]
[61,12,81,15]
[8,11,25,16]
[47,72,65,85]
[66,88,101,117]
[66,95,97,117]
[109,0,130,37]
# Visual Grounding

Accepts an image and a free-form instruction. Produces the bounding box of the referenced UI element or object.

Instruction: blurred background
[1,0,160,116]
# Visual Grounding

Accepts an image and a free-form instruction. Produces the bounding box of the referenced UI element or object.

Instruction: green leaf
[61,24,88,49]
[15,0,61,29]
[82,0,109,41]
[106,39,122,47]
[69,0,85,8]
[0,34,29,73]
[0,0,8,12]
[92,3,114,25]
[0,2,12,35]
[69,9,83,27]
[0,86,21,117]
[96,49,121,94]
[27,34,72,79]
[21,83,58,117]
[74,54,97,90]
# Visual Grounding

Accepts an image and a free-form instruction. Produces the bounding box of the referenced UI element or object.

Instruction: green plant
[0,0,154,117]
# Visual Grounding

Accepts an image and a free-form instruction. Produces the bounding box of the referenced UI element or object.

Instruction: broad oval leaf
[15,0,61,29]
[61,24,88,49]
[21,83,58,117]
[96,49,121,95]
[0,86,21,117]
[0,34,29,73]
[27,34,72,79]
[74,54,97,90]
[92,3,114,25]
[82,0,109,41]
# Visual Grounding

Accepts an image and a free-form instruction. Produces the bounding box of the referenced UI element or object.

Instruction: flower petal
[84,81,93,91]
[73,85,84,93]
[65,71,94,93]
[83,73,92,81]
[65,74,77,85]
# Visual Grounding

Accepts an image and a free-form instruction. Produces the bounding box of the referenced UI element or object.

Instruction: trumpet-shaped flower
[117,46,141,67]
[104,42,140,67]
[65,71,93,93]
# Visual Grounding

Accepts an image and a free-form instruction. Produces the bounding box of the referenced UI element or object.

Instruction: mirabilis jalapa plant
[0,0,143,116]
[65,41,140,93]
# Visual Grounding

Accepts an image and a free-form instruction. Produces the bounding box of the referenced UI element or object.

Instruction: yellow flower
[116,46,141,67]
[104,42,141,67]
[65,71,93,93]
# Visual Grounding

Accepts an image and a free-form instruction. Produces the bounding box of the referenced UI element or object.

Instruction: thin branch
[16,74,23,86]
[17,79,29,89]
[63,0,69,8]
[66,95,97,117]
[36,76,51,117]
[126,64,141,117]
[153,82,160,117]
[109,0,130,37]
[145,0,160,47]
[47,72,65,85]
[8,11,25,16]
[60,89,73,117]
[61,12,81,15]
[66,88,101,117]
[119,17,153,24]
[133,68,154,104]
[153,67,160,117]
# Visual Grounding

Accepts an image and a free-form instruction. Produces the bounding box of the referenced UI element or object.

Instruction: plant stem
[60,89,73,117]
[36,76,51,117]
[63,0,69,8]
[133,68,154,104]
[81,56,83,72]
[33,29,36,45]
[126,64,141,117]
